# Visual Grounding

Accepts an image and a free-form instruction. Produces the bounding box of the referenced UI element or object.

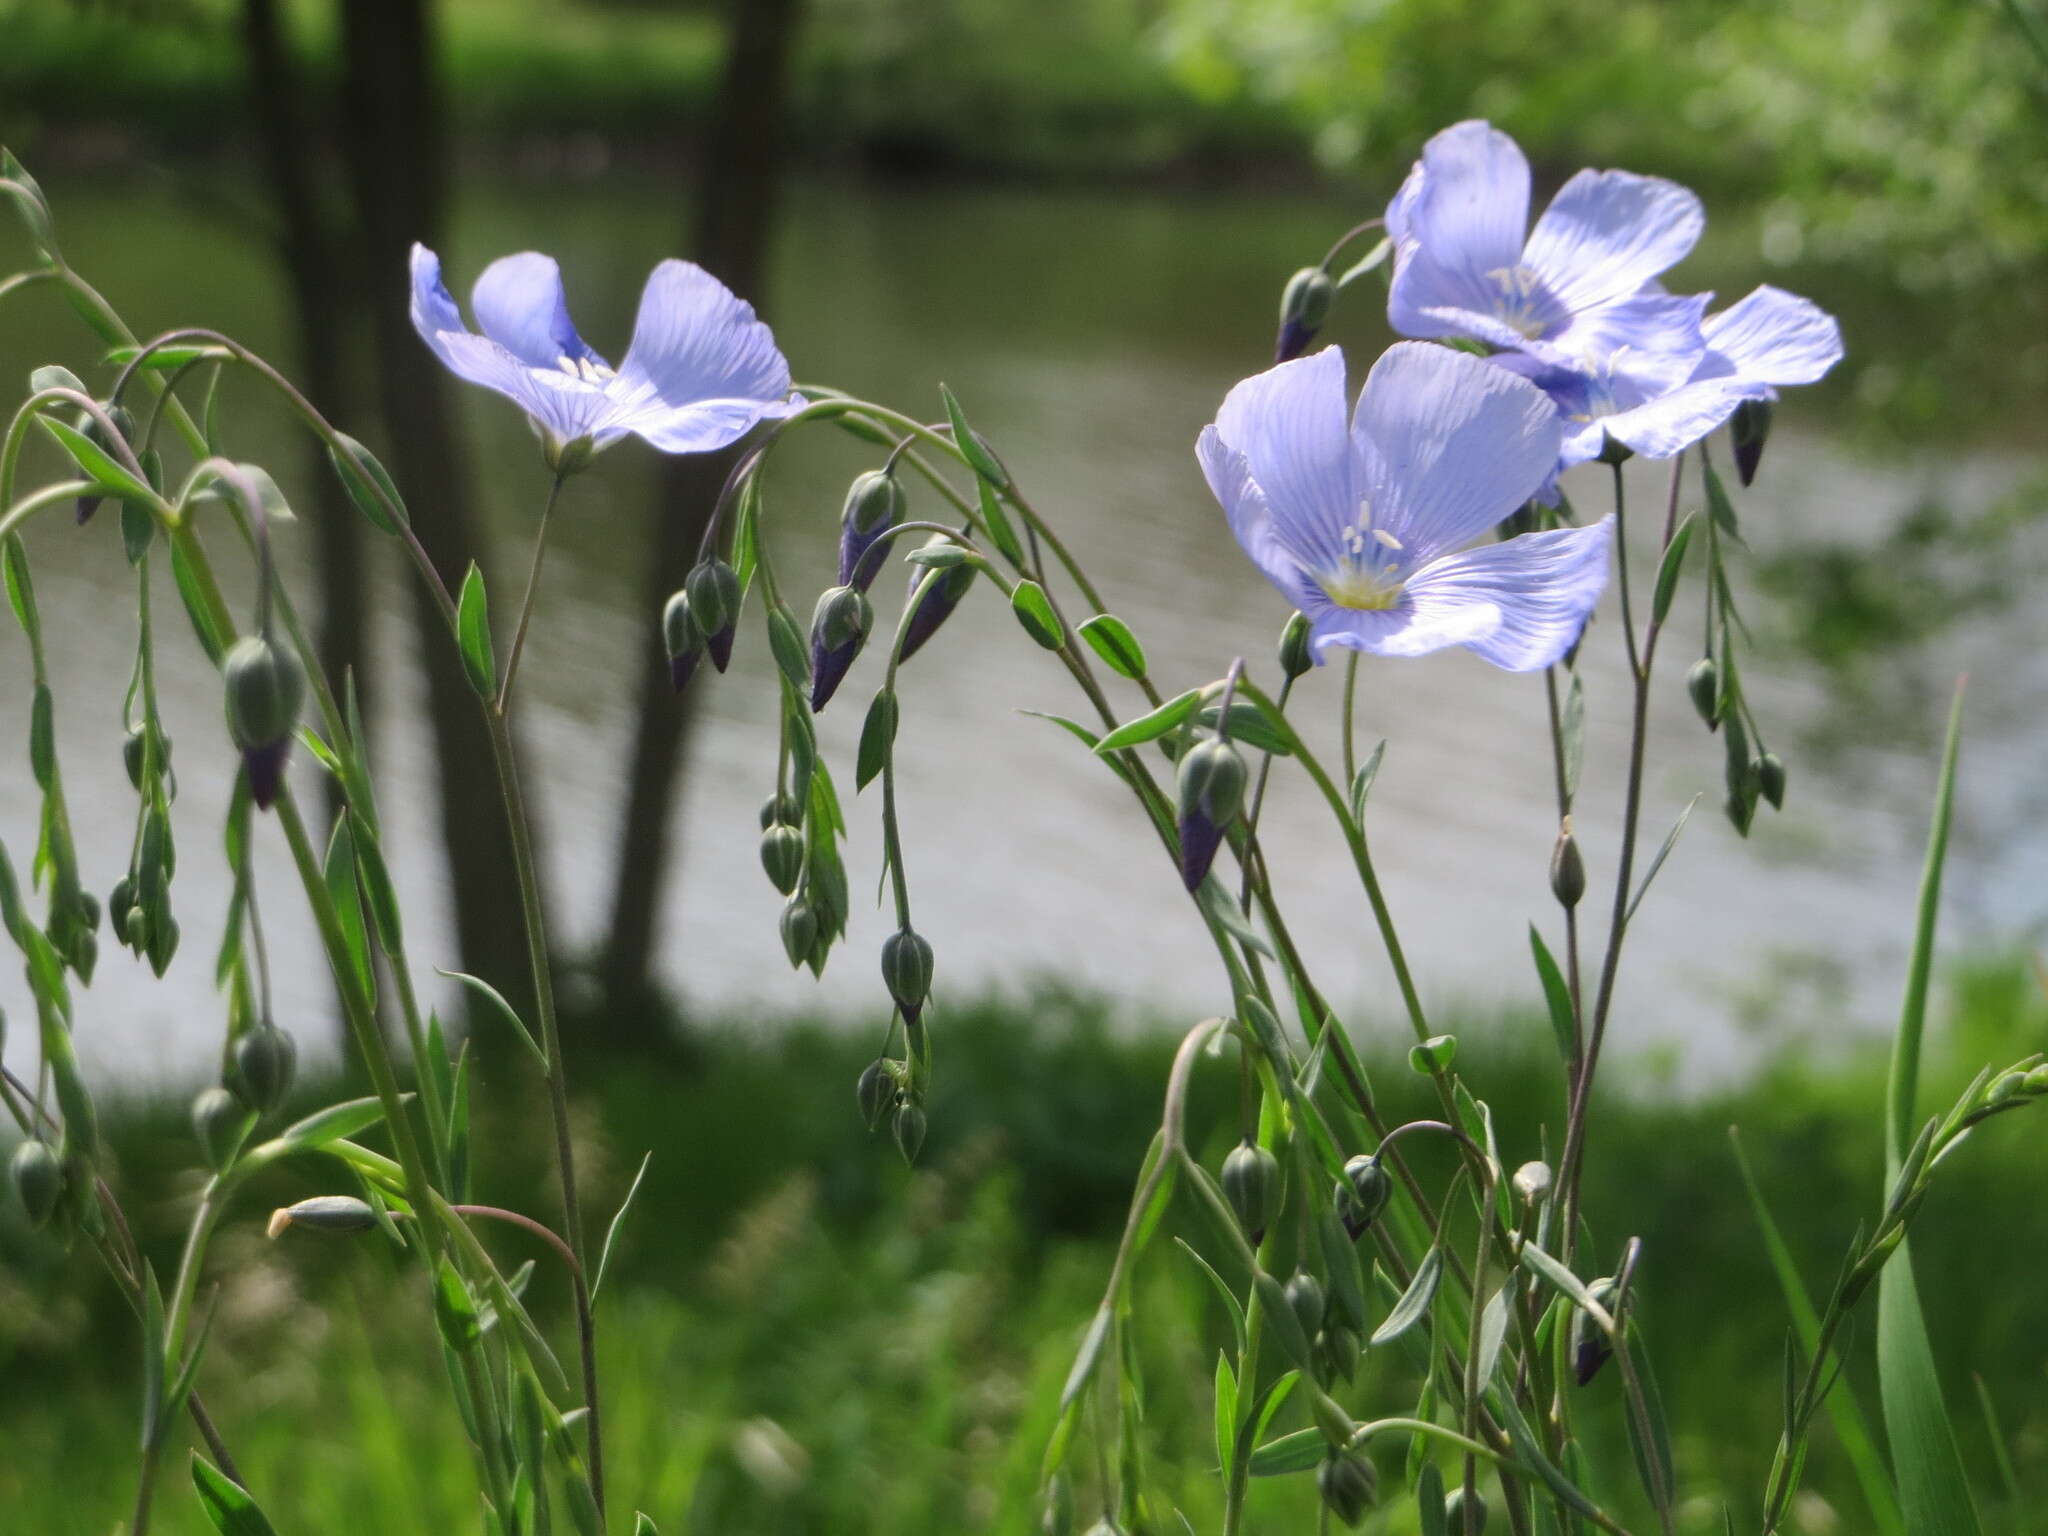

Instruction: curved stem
[451,1203,584,1281]
[496,472,566,712]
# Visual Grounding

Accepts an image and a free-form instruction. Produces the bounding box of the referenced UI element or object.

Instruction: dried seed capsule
[9,1138,62,1229]
[1317,1451,1377,1528]
[1220,1139,1280,1245]
[233,1022,297,1114]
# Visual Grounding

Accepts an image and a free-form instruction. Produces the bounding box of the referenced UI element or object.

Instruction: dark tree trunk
[241,0,366,806]
[333,0,543,1017]
[598,0,806,1034]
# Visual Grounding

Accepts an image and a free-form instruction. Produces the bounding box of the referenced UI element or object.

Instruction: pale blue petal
[410,244,603,441]
[1699,285,1843,387]
[1538,290,1709,378]
[611,260,794,448]
[1601,377,1758,459]
[1522,169,1704,318]
[1208,347,1360,576]
[1196,426,1321,608]
[1350,342,1562,566]
[472,252,606,370]
[1314,517,1613,671]
[1387,122,1540,345]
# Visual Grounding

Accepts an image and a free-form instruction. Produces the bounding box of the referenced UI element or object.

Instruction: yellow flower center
[1324,506,1407,611]
[1485,264,1550,341]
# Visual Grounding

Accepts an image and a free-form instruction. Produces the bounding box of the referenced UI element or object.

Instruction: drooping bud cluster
[222,633,306,810]
[1275,266,1334,364]
[838,468,905,592]
[1175,735,1246,891]
[1221,1139,1280,1245]
[1316,1450,1377,1527]
[808,583,873,712]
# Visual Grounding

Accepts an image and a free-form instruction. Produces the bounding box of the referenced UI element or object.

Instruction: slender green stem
[496,472,566,712]
[1340,652,1360,787]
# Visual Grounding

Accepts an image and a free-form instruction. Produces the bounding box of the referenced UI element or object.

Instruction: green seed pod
[1278,610,1315,679]
[9,1138,62,1229]
[1758,751,1787,810]
[779,898,817,969]
[222,634,305,752]
[759,823,804,895]
[1686,657,1719,727]
[759,793,802,830]
[1040,1473,1074,1536]
[892,1099,927,1164]
[1284,1269,1326,1340]
[1549,821,1585,909]
[1445,1486,1489,1534]
[1342,1154,1392,1233]
[880,927,935,1021]
[265,1194,377,1238]
[233,1023,297,1114]
[856,1060,895,1131]
[191,1085,250,1172]
[1220,1139,1281,1245]
[1317,1451,1377,1528]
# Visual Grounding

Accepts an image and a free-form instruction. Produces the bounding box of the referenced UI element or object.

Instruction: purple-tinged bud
[899,540,976,663]
[75,403,137,524]
[1284,1269,1326,1339]
[1731,397,1774,487]
[1317,1451,1377,1528]
[1175,737,1246,891]
[1340,1155,1391,1237]
[685,559,742,672]
[838,469,905,592]
[808,584,873,712]
[1571,1276,1618,1385]
[1221,1139,1280,1245]
[760,823,804,895]
[222,634,305,810]
[1445,1486,1488,1534]
[192,1086,252,1172]
[880,926,934,1025]
[266,1194,377,1238]
[662,589,704,694]
[9,1138,62,1229]
[1758,751,1787,810]
[856,1059,896,1131]
[892,1099,927,1164]
[1550,820,1585,909]
[1686,657,1719,728]
[779,898,817,969]
[1278,610,1314,680]
[232,1022,297,1114]
[1275,267,1334,364]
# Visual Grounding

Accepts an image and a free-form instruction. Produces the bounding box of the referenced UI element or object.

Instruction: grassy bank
[4,960,2046,1533]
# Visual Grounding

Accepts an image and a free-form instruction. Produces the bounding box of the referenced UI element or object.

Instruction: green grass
[4,958,2046,1533]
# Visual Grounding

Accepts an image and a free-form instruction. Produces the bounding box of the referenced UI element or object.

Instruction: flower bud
[1278,610,1314,679]
[685,559,742,672]
[1758,751,1787,810]
[808,584,873,712]
[856,1059,896,1131]
[892,1099,927,1164]
[759,823,804,895]
[2024,1064,2048,1096]
[899,548,976,664]
[222,634,305,809]
[1596,432,1634,466]
[1550,820,1585,909]
[265,1194,377,1238]
[839,469,905,592]
[1315,1321,1361,1384]
[9,1137,62,1229]
[1445,1486,1488,1533]
[1731,396,1774,487]
[232,1022,297,1114]
[76,403,137,524]
[759,793,802,830]
[1284,1269,1326,1339]
[1317,1451,1377,1528]
[1571,1276,1618,1385]
[1988,1071,2027,1106]
[192,1085,251,1172]
[146,912,179,978]
[108,875,136,938]
[662,589,705,694]
[1512,1160,1553,1206]
[1176,737,1246,891]
[1686,657,1720,728]
[1341,1155,1392,1234]
[1220,1139,1280,1245]
[123,724,147,788]
[1275,267,1334,363]
[880,927,934,1024]
[779,898,817,969]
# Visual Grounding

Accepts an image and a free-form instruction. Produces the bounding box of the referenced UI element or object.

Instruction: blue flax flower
[1385,121,1707,375]
[410,246,801,466]
[1496,284,1843,470]
[1199,344,1613,672]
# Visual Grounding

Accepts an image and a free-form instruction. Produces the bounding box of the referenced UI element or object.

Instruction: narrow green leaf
[856,688,897,792]
[37,413,153,503]
[1348,741,1387,823]
[1417,1460,1447,1536]
[29,683,54,791]
[1248,1427,1325,1477]
[121,500,155,565]
[1213,1353,1237,1475]
[1623,1334,1678,1523]
[3,534,39,643]
[1703,460,1741,540]
[436,967,547,1070]
[349,817,405,956]
[1177,1235,1250,1355]
[1078,614,1147,679]
[1370,1245,1443,1347]
[767,601,809,688]
[1974,1373,2020,1502]
[191,1453,280,1536]
[327,433,408,534]
[1333,236,1393,288]
[322,813,374,1004]
[1474,1283,1512,1388]
[1529,926,1577,1066]
[1010,579,1064,650]
[169,537,229,663]
[975,475,1025,565]
[592,1151,654,1301]
[1198,701,1294,757]
[1626,794,1702,925]
[1252,1371,1300,1445]
[277,1094,396,1150]
[1058,1303,1113,1415]
[904,541,971,569]
[103,343,235,371]
[1196,872,1273,959]
[939,383,1010,489]
[456,562,495,699]
[1650,511,1697,625]
[1094,688,1203,753]
[29,364,86,395]
[140,1261,167,1451]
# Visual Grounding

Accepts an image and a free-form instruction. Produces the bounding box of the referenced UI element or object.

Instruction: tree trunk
[598,0,806,1036]
[334,0,543,1019]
